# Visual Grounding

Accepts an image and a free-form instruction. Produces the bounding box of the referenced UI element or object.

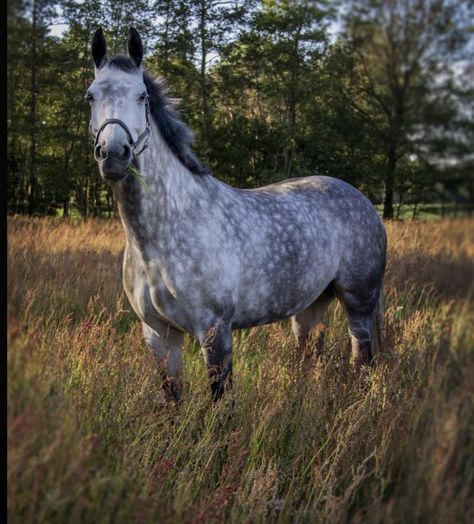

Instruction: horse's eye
[85,93,94,103]
[139,93,148,102]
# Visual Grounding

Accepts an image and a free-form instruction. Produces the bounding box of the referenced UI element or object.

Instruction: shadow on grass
[387,249,474,303]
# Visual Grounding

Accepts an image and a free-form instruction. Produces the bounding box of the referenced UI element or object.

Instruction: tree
[187,0,252,158]
[302,42,385,198]
[6,0,473,217]
[7,0,57,215]
[343,0,472,218]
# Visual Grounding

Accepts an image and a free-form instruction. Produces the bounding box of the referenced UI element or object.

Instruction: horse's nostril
[94,145,108,160]
[123,144,131,159]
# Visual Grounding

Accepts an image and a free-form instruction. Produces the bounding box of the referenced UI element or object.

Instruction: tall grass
[8,217,474,523]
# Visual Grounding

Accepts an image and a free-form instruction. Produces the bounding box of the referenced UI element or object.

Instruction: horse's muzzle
[95,142,132,181]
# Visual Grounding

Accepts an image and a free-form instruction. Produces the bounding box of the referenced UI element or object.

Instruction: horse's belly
[232,272,331,329]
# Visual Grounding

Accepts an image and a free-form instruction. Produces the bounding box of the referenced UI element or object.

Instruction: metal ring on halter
[90,97,151,157]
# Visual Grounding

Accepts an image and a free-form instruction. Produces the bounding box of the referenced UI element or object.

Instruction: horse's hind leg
[201,320,233,401]
[334,282,383,369]
[291,289,335,360]
[142,322,184,401]
[346,310,375,368]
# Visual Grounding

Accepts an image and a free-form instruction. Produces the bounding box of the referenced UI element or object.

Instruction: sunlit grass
[7,216,474,523]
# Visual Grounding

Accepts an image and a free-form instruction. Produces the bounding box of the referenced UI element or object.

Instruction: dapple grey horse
[87,28,386,401]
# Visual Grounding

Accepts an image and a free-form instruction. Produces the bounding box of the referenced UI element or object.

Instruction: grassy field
[7,217,474,523]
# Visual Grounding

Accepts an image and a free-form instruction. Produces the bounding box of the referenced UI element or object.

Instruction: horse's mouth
[99,159,130,182]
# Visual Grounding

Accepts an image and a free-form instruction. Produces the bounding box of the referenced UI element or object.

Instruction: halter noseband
[90,96,152,157]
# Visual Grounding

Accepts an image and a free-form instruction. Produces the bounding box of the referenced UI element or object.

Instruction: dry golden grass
[7,216,474,523]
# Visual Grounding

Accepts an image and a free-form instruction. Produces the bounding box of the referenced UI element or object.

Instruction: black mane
[108,55,210,176]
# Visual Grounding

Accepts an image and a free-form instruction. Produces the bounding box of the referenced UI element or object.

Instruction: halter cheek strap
[90,98,152,157]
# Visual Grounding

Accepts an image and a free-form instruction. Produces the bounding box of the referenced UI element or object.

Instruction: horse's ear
[92,28,107,69]
[128,27,143,67]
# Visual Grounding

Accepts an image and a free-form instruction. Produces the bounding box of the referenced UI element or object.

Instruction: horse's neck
[112,123,207,251]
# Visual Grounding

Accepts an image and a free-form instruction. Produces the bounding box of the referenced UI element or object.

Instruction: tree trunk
[199,0,210,157]
[27,0,38,215]
[284,33,300,177]
[162,0,171,76]
[383,145,396,219]
[107,190,113,218]
[396,190,403,220]
[412,200,419,219]
[468,180,474,217]
[7,59,22,214]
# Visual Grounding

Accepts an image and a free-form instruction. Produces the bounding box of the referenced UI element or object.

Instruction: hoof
[156,391,180,406]
[210,376,233,402]
[352,347,373,370]
[161,375,182,403]
[156,390,167,407]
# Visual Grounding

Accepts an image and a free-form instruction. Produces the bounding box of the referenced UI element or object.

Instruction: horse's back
[237,175,384,243]
[250,175,376,209]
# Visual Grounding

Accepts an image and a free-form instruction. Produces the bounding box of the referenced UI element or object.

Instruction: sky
[49,23,68,37]
[47,3,344,40]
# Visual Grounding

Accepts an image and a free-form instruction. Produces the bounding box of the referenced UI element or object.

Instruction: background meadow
[7,216,474,523]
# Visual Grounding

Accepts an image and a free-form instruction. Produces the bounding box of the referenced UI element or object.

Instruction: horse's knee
[292,318,325,363]
[143,323,166,360]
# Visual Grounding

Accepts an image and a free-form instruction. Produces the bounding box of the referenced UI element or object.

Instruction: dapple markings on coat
[87,28,387,401]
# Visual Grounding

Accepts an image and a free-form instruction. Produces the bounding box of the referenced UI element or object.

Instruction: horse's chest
[122,250,181,331]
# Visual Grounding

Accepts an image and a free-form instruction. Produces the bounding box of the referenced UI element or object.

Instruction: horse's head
[87,28,151,182]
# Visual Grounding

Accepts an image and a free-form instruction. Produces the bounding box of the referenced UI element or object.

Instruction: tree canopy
[7,0,474,218]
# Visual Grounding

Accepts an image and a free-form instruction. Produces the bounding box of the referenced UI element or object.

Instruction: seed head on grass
[7,218,474,523]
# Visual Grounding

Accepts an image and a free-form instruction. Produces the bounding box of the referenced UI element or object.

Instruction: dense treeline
[7,0,474,218]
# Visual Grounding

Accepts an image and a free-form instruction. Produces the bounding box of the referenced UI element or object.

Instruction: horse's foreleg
[201,320,233,401]
[142,322,184,401]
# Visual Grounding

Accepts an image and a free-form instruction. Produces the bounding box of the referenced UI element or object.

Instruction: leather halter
[90,96,152,157]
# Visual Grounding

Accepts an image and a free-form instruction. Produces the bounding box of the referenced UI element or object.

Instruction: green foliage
[6,0,474,216]
[127,163,149,191]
